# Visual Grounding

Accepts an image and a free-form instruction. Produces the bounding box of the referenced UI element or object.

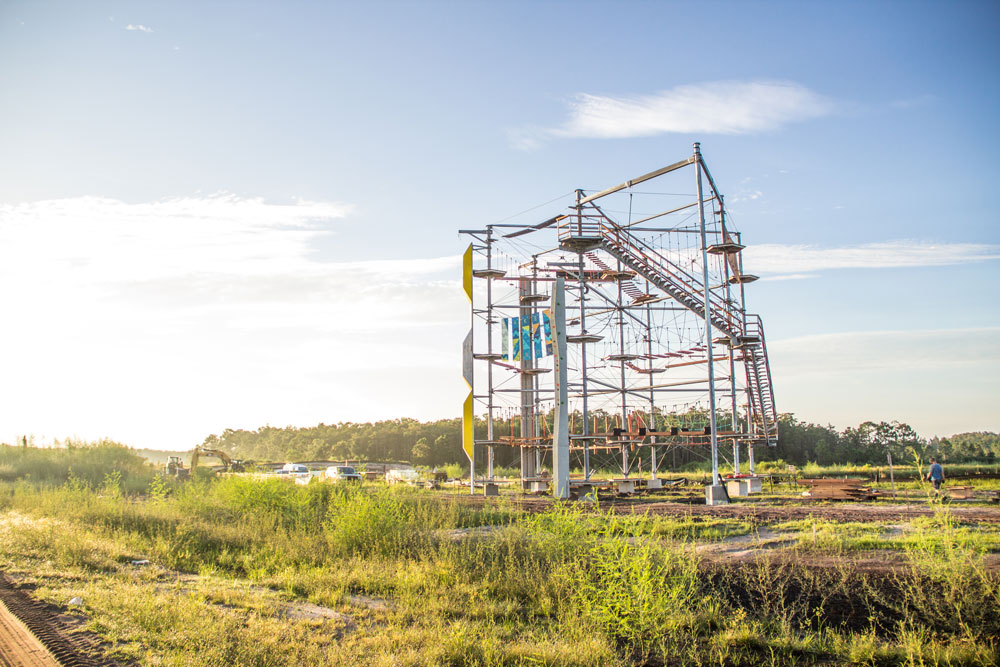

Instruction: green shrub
[0,440,155,491]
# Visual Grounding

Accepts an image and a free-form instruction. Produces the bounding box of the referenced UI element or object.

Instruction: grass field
[0,443,998,666]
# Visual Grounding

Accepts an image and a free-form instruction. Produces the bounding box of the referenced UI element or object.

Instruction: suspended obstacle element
[460,143,779,494]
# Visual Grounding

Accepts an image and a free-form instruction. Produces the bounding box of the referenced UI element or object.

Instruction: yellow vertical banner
[462,392,474,463]
[462,244,473,304]
[462,329,474,463]
[462,243,474,465]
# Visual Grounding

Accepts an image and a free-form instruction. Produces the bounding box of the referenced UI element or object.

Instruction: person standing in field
[926,457,945,493]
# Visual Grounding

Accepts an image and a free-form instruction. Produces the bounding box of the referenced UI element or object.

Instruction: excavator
[190,446,252,473]
[163,447,252,478]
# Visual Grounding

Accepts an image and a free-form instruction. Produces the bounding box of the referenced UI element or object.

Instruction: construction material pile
[798,478,881,501]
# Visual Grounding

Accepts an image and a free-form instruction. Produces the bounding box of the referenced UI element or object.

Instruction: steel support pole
[519,276,536,486]
[552,276,570,499]
[485,230,496,481]
[646,298,658,480]
[617,253,628,478]
[576,190,592,481]
[695,143,724,502]
[532,260,542,479]
[719,199,740,476]
[735,231,755,474]
[466,257,475,496]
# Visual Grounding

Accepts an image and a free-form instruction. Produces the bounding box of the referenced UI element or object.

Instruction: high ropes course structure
[460,143,777,504]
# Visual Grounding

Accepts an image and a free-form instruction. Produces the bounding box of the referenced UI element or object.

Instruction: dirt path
[0,598,59,667]
[0,576,118,667]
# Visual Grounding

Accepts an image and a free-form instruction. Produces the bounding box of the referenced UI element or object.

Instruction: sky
[0,0,997,450]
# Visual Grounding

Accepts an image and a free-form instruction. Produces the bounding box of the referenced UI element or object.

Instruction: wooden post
[887,452,896,500]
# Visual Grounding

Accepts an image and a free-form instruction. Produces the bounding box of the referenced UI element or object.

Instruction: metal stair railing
[557,212,603,242]
[743,314,778,445]
[590,214,744,338]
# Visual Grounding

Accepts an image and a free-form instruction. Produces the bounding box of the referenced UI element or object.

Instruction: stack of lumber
[798,478,880,501]
[947,485,975,499]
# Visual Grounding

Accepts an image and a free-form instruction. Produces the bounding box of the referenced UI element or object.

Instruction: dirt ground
[454,492,1000,575]
[0,601,59,667]
[3,494,998,665]
[455,492,1000,524]
[0,576,119,667]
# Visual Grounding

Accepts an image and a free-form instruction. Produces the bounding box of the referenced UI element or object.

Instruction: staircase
[560,210,742,337]
[742,315,778,445]
[582,252,645,300]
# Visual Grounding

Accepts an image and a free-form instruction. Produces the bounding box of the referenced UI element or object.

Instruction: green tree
[331,440,353,460]
[412,438,431,463]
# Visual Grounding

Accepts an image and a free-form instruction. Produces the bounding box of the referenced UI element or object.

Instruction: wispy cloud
[125,24,153,33]
[758,273,818,282]
[512,80,832,149]
[745,240,1000,276]
[769,328,1000,435]
[0,195,350,281]
[772,327,1000,374]
[0,196,467,448]
[731,188,764,203]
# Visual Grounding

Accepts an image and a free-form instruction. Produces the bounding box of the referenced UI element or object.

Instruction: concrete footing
[484,482,499,497]
[747,477,763,493]
[705,484,729,505]
[647,478,662,490]
[727,480,749,497]
[528,481,548,493]
[615,480,636,494]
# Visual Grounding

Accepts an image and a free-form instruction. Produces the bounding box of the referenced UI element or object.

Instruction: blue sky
[0,0,997,449]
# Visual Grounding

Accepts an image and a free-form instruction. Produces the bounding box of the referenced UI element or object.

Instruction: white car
[278,463,313,484]
[385,468,422,485]
[325,465,362,482]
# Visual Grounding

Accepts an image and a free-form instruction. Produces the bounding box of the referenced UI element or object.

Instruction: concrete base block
[615,480,636,494]
[727,480,749,497]
[528,481,548,493]
[483,482,499,497]
[572,484,594,501]
[747,477,763,493]
[647,478,662,490]
[705,484,729,506]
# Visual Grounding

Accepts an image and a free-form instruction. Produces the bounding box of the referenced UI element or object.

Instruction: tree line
[202,412,998,469]
[763,416,997,467]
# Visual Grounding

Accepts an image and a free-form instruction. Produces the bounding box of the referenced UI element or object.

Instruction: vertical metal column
[575,190,592,480]
[695,143,723,499]
[518,275,536,486]
[736,231,755,475]
[532,260,543,478]
[617,255,628,478]
[552,276,570,499]
[719,199,740,476]
[645,296,658,479]
[485,229,496,480]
